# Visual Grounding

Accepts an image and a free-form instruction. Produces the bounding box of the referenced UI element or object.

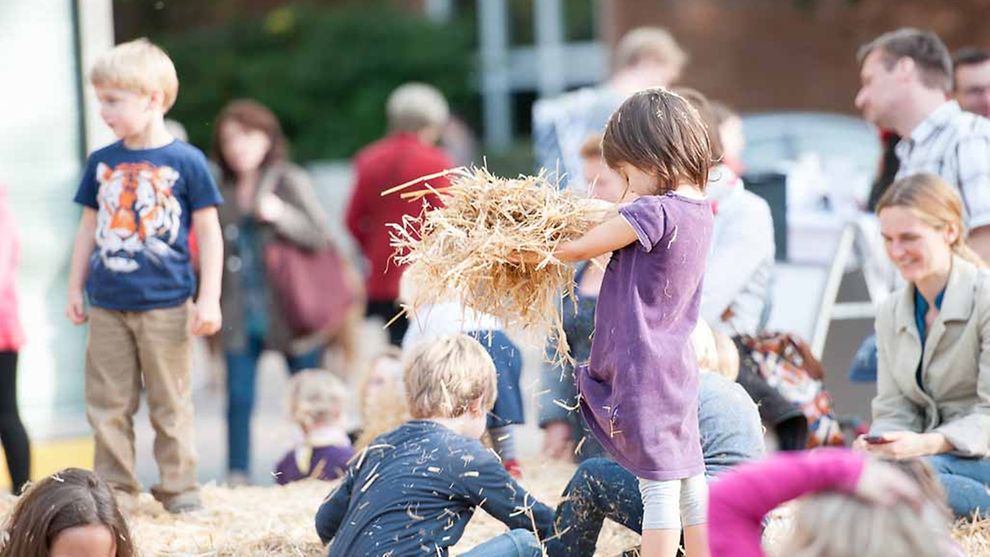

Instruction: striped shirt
[895,101,990,229]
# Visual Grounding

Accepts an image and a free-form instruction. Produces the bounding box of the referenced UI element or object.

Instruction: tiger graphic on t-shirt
[93,161,182,273]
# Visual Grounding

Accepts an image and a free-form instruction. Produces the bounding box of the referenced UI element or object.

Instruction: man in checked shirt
[856,28,990,261]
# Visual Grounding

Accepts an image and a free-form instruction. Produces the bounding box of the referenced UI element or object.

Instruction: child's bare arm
[191,206,223,336]
[555,214,638,263]
[65,208,97,324]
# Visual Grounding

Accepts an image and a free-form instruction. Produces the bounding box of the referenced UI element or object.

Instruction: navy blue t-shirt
[315,420,557,556]
[73,140,223,311]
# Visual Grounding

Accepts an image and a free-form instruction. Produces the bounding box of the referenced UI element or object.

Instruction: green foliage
[159,3,476,161]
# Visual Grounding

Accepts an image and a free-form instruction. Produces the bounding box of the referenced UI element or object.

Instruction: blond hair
[615,27,687,71]
[712,329,740,382]
[404,335,497,419]
[691,320,719,372]
[387,82,450,133]
[876,173,987,268]
[779,457,951,557]
[287,369,348,430]
[354,347,409,450]
[781,493,948,557]
[90,38,179,111]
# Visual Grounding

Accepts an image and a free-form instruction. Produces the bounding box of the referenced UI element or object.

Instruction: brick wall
[602,0,990,113]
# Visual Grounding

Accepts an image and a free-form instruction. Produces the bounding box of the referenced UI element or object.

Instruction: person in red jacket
[345,83,453,346]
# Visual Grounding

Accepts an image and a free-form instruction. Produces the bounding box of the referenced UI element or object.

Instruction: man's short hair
[954,47,990,70]
[404,335,497,420]
[615,27,687,71]
[857,28,952,92]
[89,38,179,110]
[386,82,450,133]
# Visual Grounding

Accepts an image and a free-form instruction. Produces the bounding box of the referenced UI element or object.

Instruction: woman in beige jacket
[855,173,990,518]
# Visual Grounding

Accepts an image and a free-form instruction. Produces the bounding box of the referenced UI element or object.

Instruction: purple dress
[275,444,354,485]
[578,193,713,481]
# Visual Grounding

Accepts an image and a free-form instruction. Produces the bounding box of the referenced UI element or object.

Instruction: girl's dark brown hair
[602,87,713,194]
[0,468,135,557]
[211,98,289,181]
[673,87,724,164]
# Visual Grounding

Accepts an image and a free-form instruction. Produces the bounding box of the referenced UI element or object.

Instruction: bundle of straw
[385,167,614,362]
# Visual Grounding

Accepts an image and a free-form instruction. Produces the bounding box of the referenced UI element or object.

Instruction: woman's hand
[855,458,924,508]
[855,431,951,459]
[256,192,285,223]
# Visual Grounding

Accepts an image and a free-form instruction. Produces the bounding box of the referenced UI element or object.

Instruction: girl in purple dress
[274,369,354,484]
[553,88,714,557]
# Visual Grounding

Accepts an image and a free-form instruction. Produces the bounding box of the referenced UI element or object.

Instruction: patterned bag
[741,333,845,448]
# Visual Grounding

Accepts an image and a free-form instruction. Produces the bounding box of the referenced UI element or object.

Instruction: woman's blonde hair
[876,173,987,268]
[404,334,497,419]
[779,458,951,557]
[354,347,408,450]
[287,369,348,430]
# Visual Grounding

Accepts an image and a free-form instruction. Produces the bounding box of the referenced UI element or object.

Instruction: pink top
[0,185,24,351]
[708,449,864,557]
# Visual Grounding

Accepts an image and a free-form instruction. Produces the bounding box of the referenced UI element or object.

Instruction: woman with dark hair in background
[211,99,337,484]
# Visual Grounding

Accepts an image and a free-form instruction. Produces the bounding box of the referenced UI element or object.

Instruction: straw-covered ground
[0,459,987,556]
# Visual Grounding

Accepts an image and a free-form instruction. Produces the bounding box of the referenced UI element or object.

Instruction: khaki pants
[85,302,199,505]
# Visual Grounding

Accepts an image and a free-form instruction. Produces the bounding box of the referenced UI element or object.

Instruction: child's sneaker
[503,459,523,479]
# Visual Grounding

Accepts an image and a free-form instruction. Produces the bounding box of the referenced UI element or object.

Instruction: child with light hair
[316,335,559,557]
[353,347,408,451]
[709,450,964,557]
[711,329,740,382]
[67,37,223,513]
[400,265,527,477]
[274,370,354,485]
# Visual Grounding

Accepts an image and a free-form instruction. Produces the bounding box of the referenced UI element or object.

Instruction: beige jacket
[872,255,990,457]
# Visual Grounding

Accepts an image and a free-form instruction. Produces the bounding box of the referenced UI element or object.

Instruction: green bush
[159,3,476,161]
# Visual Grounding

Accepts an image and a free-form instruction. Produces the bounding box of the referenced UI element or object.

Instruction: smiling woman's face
[879,205,956,284]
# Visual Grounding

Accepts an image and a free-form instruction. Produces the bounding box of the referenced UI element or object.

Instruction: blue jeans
[848,334,878,383]
[225,335,323,473]
[552,458,643,556]
[460,529,542,557]
[927,453,990,518]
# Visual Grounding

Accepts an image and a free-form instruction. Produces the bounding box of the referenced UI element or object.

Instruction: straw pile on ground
[0,461,988,555]
[386,167,614,362]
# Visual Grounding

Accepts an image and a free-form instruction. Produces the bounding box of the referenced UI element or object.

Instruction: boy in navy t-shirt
[315,335,560,556]
[66,38,224,513]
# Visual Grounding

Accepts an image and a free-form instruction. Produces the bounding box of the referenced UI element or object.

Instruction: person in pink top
[708,449,962,557]
[0,183,31,494]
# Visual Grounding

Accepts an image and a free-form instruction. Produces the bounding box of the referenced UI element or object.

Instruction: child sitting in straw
[315,334,558,557]
[0,468,135,557]
[709,450,964,557]
[400,267,527,477]
[352,347,408,451]
[274,369,354,485]
[549,88,715,557]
